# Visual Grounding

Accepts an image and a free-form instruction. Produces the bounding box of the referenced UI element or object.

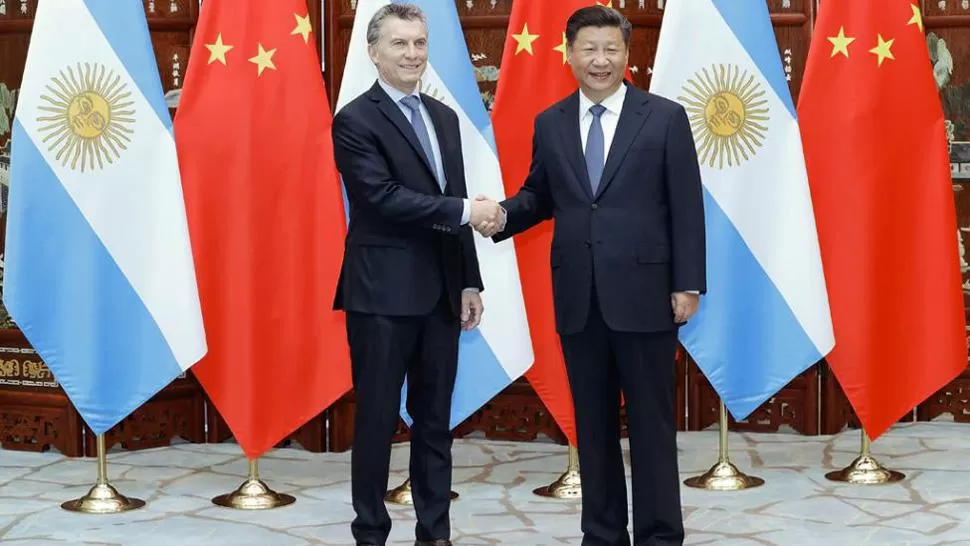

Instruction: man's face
[368,16,428,93]
[567,26,629,99]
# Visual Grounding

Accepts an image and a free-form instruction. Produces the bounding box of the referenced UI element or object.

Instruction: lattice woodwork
[84,374,205,455]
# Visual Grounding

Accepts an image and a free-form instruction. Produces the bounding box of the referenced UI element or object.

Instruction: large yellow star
[205,33,233,65]
[869,34,895,66]
[907,3,924,32]
[827,26,855,58]
[248,43,277,76]
[291,13,313,44]
[511,23,540,55]
[553,32,568,65]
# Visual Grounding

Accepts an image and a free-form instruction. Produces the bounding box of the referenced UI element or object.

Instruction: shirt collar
[579,82,627,117]
[378,77,421,105]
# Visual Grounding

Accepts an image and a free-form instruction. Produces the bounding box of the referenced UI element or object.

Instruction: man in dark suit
[331,4,504,546]
[483,6,706,546]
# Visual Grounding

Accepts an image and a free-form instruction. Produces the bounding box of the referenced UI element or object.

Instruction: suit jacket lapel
[595,88,652,199]
[368,82,437,180]
[557,92,594,200]
[422,96,454,195]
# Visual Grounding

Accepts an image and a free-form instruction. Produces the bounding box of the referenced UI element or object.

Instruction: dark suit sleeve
[664,104,706,293]
[492,118,554,243]
[332,110,464,230]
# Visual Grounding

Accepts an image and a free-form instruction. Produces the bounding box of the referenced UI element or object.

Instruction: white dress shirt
[578,83,628,160]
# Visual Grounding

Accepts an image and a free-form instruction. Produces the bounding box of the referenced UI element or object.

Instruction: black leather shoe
[415,541,452,546]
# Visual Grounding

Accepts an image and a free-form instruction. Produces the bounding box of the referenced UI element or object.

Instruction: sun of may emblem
[678,64,769,169]
[37,63,135,172]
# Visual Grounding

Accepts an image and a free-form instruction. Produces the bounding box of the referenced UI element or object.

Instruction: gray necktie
[585,104,607,195]
[400,95,442,190]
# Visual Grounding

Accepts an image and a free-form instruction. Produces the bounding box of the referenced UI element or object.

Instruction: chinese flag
[798,1,965,440]
[492,0,629,445]
[173,0,351,458]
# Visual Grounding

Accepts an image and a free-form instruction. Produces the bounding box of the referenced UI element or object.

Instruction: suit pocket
[351,235,407,249]
[637,244,670,264]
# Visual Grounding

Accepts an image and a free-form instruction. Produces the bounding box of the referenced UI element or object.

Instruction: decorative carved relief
[689,361,819,435]
[0,395,84,456]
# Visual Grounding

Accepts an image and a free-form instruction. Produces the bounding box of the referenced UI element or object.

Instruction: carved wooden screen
[322,0,970,448]
[0,0,968,457]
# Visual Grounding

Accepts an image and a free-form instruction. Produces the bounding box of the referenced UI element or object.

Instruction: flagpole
[211,457,296,509]
[684,400,764,490]
[61,434,145,513]
[532,444,582,499]
[825,427,904,484]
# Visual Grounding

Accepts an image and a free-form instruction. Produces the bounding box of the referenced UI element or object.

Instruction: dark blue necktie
[586,104,607,195]
[400,95,442,191]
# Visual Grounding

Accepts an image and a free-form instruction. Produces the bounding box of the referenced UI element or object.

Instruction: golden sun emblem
[678,64,769,169]
[37,63,135,172]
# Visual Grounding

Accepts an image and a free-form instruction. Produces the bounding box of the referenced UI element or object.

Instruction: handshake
[469,195,506,238]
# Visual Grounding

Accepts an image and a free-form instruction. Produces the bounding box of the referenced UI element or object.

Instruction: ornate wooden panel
[688,359,819,435]
[0,332,84,456]
[84,373,205,456]
[323,0,820,449]
[0,1,207,457]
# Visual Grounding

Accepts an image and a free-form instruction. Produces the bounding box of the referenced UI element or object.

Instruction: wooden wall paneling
[918,7,970,422]
[0,0,88,458]
[0,332,84,456]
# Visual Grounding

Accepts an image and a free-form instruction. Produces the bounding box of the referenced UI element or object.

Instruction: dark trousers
[346,296,459,545]
[560,289,684,546]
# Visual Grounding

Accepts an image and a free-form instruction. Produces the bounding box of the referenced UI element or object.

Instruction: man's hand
[461,291,483,330]
[470,195,505,237]
[671,292,699,324]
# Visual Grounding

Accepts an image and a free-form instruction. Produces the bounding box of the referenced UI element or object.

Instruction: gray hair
[366,4,427,46]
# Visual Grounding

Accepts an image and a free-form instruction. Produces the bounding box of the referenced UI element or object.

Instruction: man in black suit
[482,6,706,546]
[331,4,504,546]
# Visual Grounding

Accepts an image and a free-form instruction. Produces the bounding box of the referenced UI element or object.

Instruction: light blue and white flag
[650,0,833,419]
[337,0,533,429]
[3,0,206,433]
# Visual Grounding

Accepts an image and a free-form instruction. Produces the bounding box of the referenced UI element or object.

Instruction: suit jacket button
[591,203,598,210]
[585,240,592,248]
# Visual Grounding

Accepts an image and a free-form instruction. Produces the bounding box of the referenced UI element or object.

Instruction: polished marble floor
[2,422,970,545]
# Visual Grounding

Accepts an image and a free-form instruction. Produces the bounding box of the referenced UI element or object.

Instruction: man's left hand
[461,291,483,330]
[671,292,699,323]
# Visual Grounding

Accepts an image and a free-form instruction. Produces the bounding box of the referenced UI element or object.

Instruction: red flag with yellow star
[173,0,351,458]
[798,1,965,440]
[492,0,628,446]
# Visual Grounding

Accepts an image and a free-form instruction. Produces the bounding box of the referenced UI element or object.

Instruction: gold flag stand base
[533,445,582,499]
[212,459,296,509]
[825,428,904,484]
[61,434,146,513]
[385,478,459,505]
[684,401,764,491]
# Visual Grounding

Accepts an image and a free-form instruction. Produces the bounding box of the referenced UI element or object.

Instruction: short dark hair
[565,5,632,47]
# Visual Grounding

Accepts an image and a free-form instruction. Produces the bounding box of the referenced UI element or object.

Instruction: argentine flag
[337,0,533,429]
[3,0,206,434]
[650,0,833,419]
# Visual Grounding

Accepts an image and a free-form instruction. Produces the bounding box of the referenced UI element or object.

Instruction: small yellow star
[907,3,924,33]
[869,34,895,66]
[827,26,855,58]
[205,33,233,65]
[248,43,277,76]
[596,1,614,6]
[291,13,313,44]
[553,32,568,65]
[511,23,540,55]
